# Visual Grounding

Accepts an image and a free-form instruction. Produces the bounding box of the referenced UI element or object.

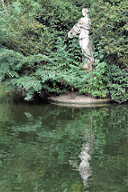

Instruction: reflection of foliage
[90,106,128,192]
[0,103,128,191]
[72,181,85,192]
[0,103,89,192]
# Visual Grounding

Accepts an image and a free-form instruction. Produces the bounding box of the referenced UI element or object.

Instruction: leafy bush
[89,0,128,102]
[91,60,109,98]
[0,82,8,101]
[0,0,127,103]
[0,39,89,101]
[90,0,128,68]
[107,65,128,103]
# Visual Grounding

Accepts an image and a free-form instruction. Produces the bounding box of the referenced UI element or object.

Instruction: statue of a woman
[68,8,94,71]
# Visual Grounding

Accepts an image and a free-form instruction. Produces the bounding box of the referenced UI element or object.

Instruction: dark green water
[0,103,127,192]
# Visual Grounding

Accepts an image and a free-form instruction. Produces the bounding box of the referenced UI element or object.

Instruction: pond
[0,102,127,192]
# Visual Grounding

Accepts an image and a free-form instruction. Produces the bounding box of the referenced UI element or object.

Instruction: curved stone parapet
[48,93,112,107]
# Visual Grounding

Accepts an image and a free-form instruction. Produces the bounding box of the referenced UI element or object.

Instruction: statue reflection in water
[69,133,92,191]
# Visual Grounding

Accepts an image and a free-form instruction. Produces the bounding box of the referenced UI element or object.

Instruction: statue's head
[82,8,89,16]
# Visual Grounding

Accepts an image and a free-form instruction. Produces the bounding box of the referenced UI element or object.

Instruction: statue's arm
[68,22,80,38]
[68,30,73,38]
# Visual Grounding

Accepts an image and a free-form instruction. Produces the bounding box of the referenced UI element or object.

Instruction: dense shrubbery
[91,0,128,68]
[0,0,127,102]
[90,0,128,102]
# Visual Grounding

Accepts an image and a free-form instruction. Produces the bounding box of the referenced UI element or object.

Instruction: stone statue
[68,8,94,71]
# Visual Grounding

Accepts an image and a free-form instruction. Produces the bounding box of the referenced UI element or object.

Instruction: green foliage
[11,76,42,101]
[107,65,128,103]
[0,0,80,55]
[0,14,45,55]
[90,60,109,98]
[90,0,128,68]
[0,47,52,100]
[0,40,90,100]
[90,60,128,102]
[0,48,23,80]
[0,0,128,102]
[0,82,9,101]
[89,0,128,102]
